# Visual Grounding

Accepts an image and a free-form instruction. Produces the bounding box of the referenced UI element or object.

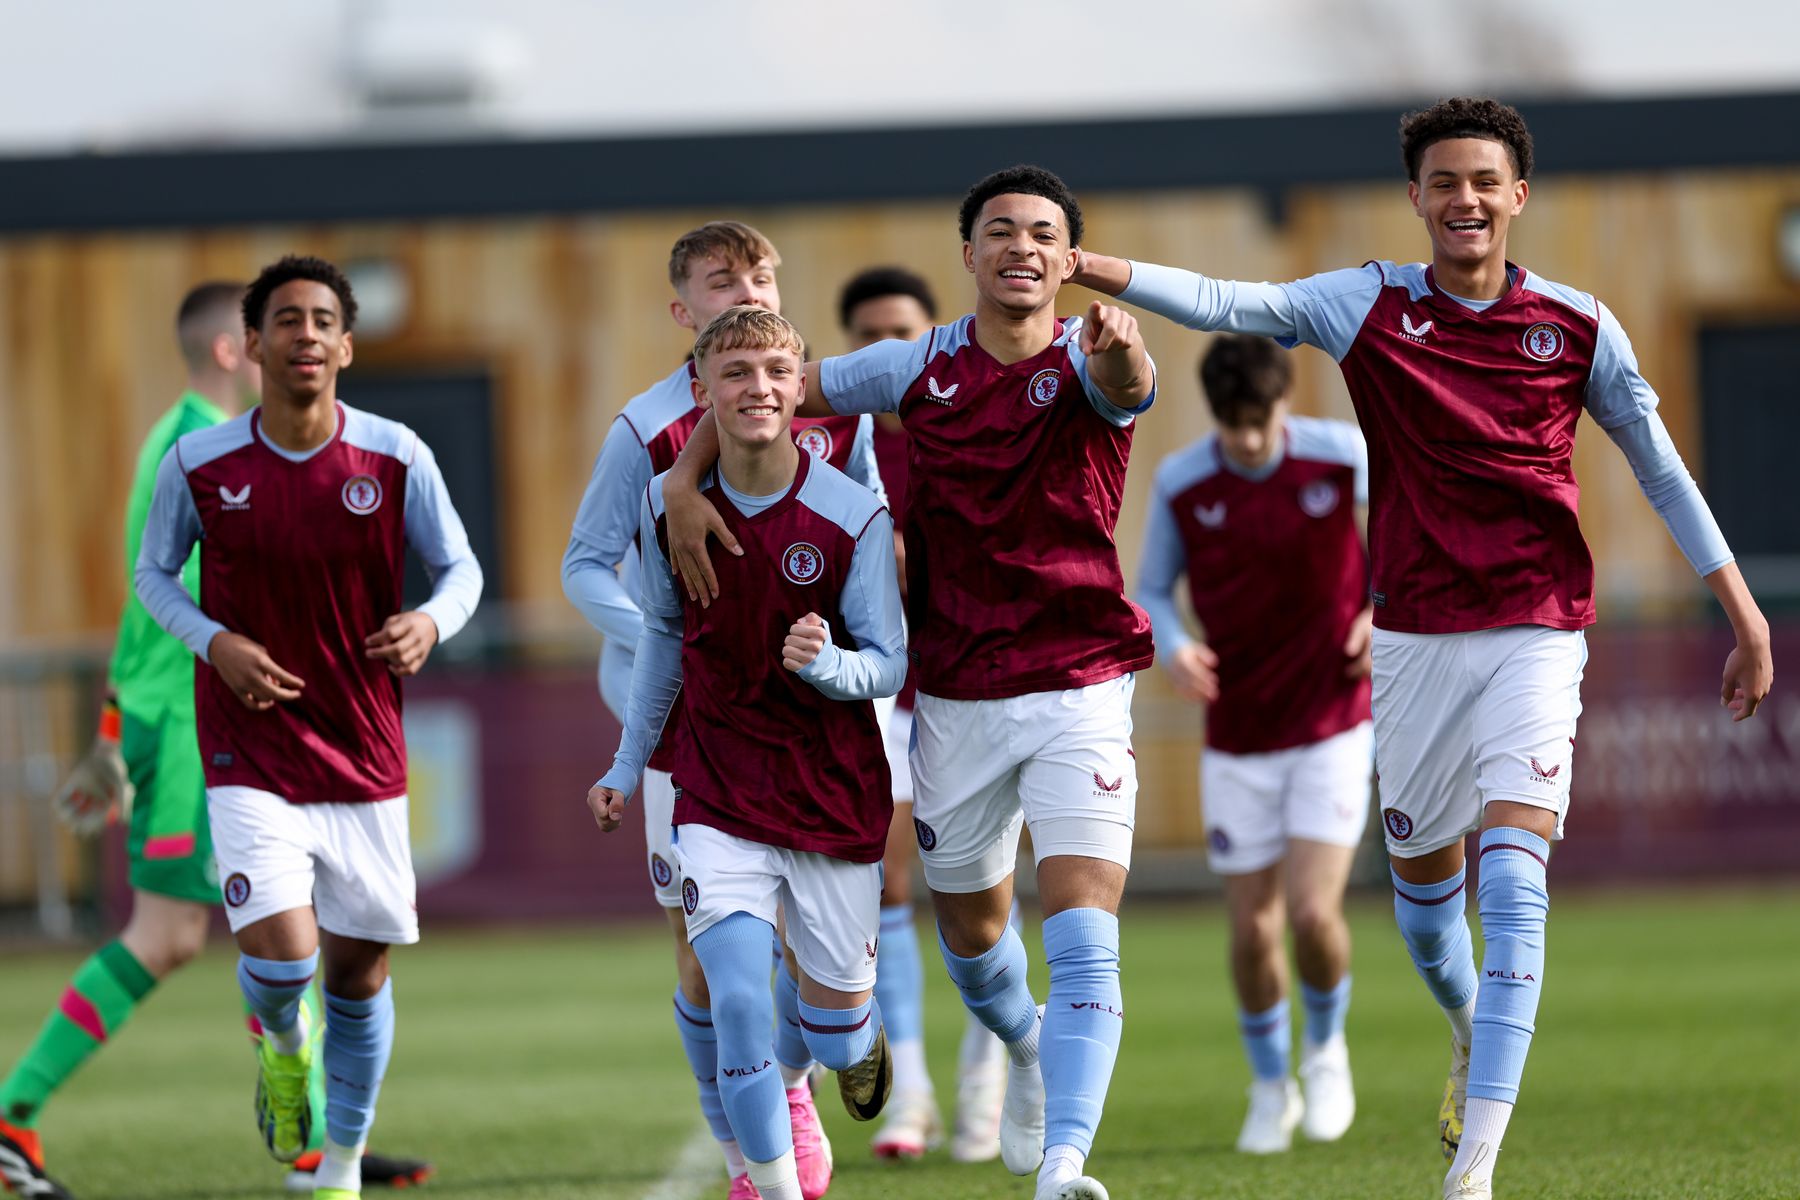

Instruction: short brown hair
[667,221,780,290]
[1199,335,1293,426]
[1399,97,1534,182]
[692,306,805,375]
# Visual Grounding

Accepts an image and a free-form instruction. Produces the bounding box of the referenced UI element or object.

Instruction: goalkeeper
[0,283,429,1200]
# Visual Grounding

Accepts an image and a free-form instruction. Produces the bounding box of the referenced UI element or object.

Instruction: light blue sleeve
[1601,412,1734,577]
[1066,316,1157,427]
[796,508,907,701]
[1584,302,1661,430]
[134,447,226,661]
[561,417,655,647]
[403,437,483,643]
[1583,303,1732,576]
[843,415,888,504]
[598,487,686,798]
[1119,260,1383,362]
[1350,425,1370,507]
[818,334,929,416]
[1134,474,1198,659]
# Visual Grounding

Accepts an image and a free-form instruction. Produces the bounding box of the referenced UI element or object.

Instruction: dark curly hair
[1399,97,1534,181]
[1199,334,1293,426]
[242,255,359,332]
[958,165,1084,247]
[837,266,938,329]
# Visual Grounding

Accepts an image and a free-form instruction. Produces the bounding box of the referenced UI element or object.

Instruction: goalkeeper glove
[53,697,133,835]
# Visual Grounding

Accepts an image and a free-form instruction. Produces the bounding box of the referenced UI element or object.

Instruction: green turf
[3,888,1796,1198]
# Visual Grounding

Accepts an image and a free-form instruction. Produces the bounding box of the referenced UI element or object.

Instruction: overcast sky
[3,0,1797,154]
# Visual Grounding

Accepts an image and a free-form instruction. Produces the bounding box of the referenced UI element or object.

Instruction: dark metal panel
[3,91,1798,234]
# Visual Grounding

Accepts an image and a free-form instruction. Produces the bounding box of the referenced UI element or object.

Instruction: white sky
[3,0,1798,153]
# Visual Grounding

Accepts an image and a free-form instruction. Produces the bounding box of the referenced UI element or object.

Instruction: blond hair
[667,221,780,289]
[692,306,806,373]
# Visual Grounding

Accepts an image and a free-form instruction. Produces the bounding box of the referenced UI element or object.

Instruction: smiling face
[962,192,1077,316]
[245,279,352,402]
[696,344,804,452]
[673,254,781,333]
[1409,136,1528,279]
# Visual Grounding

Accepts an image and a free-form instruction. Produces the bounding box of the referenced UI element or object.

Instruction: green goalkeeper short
[122,708,219,904]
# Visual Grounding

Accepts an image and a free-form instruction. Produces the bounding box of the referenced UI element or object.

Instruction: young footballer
[0,283,428,1200]
[1075,97,1773,1199]
[561,221,876,1198]
[836,264,1015,1163]
[587,306,906,1200]
[134,255,482,1200]
[663,166,1157,1200]
[1137,335,1371,1153]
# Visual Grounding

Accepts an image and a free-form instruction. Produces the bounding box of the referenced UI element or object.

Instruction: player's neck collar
[1423,261,1524,318]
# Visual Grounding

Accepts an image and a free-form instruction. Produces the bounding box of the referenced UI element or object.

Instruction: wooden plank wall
[3,169,1797,846]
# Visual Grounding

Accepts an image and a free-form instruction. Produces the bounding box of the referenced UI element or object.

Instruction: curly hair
[1199,334,1293,426]
[1399,97,1534,181]
[242,255,358,332]
[958,165,1084,247]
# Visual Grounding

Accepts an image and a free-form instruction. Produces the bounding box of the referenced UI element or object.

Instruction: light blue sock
[1238,999,1290,1081]
[797,995,880,1070]
[938,922,1039,1046]
[237,952,317,1035]
[1300,975,1352,1047]
[672,989,735,1146]
[1040,908,1123,1157]
[1469,828,1550,1104]
[692,914,790,1162]
[772,959,813,1073]
[1391,866,1479,1012]
[321,981,395,1148]
[874,904,924,1046]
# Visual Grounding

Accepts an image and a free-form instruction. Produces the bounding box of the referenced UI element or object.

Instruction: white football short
[674,823,882,992]
[1202,720,1374,875]
[1371,625,1586,858]
[641,768,682,908]
[909,674,1138,893]
[207,786,419,944]
[880,696,914,804]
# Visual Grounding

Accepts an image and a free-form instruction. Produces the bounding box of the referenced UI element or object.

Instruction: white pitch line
[640,1123,721,1200]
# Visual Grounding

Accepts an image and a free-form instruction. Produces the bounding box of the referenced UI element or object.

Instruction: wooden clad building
[3,93,1797,850]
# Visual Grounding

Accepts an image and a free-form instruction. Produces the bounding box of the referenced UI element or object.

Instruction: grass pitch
[3,887,1796,1199]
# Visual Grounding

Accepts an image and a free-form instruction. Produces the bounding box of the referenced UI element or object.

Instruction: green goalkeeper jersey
[107,391,229,722]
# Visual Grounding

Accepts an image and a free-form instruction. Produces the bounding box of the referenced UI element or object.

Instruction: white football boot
[1299,1034,1356,1142]
[1235,1077,1303,1154]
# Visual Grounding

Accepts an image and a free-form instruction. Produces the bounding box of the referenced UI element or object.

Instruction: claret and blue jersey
[1139,415,1372,755]
[1120,258,1734,632]
[600,451,906,864]
[820,312,1157,701]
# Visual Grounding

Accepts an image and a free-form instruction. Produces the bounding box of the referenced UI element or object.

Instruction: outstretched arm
[1073,250,1376,361]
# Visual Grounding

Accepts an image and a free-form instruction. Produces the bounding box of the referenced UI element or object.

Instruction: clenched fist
[782,612,830,673]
